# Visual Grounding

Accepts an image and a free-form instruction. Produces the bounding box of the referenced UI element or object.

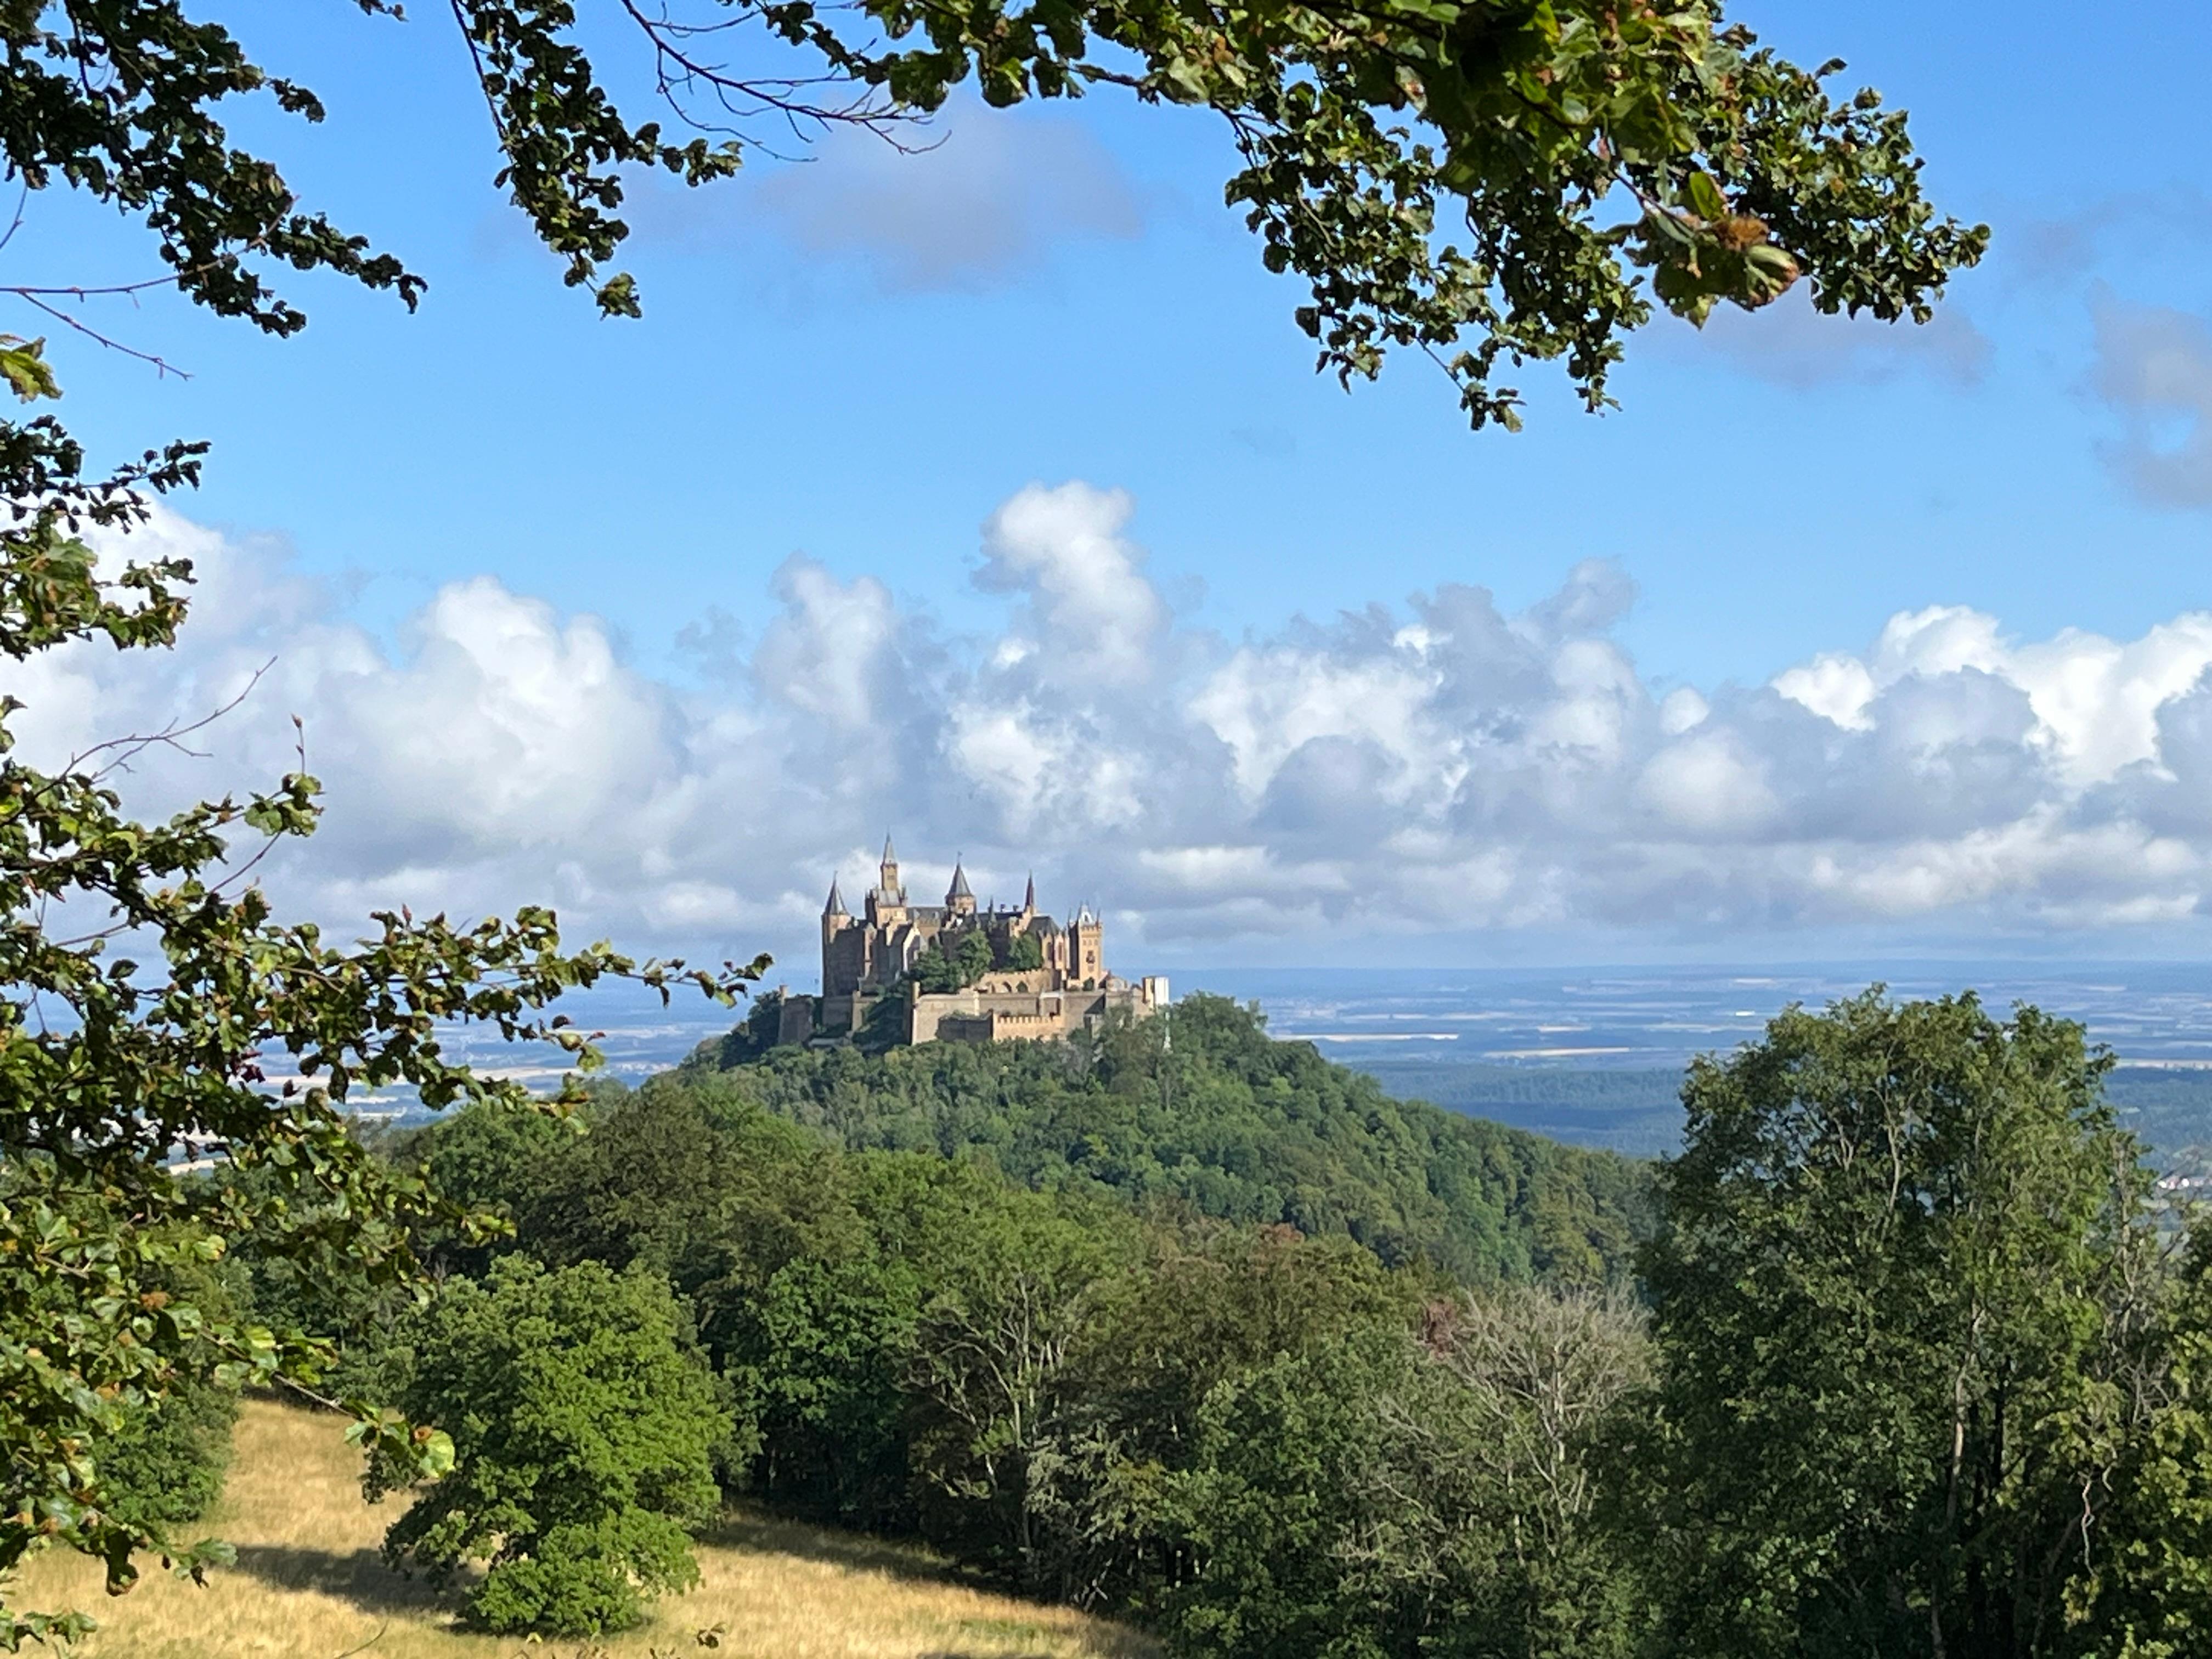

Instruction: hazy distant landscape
[414,962,2212,1159]
[1187,964,2212,1158]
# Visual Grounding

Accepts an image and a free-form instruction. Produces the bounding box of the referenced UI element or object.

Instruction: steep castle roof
[947,861,973,901]
[823,876,847,917]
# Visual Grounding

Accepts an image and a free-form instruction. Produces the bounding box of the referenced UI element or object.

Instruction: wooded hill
[683,993,1651,1287]
[108,991,2212,1657]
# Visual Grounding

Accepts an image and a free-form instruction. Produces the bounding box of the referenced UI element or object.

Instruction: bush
[95,1371,238,1534]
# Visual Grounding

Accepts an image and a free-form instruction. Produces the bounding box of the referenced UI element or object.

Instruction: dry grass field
[11,1400,1159,1659]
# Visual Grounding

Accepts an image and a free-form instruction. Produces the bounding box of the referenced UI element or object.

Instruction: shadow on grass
[229,1542,455,1620]
[703,1509,984,1592]
[925,1613,1160,1658]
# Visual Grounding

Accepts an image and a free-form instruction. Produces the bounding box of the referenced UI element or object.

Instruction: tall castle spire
[878,832,902,900]
[823,876,848,918]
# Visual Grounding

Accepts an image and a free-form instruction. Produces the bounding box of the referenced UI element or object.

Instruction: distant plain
[389,963,2212,1160]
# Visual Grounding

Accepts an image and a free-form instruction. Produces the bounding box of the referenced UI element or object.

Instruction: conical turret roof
[947,861,973,901]
[823,876,848,917]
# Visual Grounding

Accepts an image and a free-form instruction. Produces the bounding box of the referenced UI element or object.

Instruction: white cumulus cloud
[15,486,2212,980]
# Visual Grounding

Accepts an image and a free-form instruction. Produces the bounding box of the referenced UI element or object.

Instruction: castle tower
[1070,904,1104,986]
[946,860,977,917]
[1022,874,1036,918]
[868,832,908,927]
[821,876,850,995]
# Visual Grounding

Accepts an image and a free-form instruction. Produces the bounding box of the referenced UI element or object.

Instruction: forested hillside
[684,994,1651,1286]
[104,991,2212,1657]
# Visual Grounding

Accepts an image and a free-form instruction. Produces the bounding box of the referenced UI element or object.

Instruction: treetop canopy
[4,0,1986,425]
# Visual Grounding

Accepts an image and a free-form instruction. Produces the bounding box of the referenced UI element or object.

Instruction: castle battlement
[776,836,1167,1047]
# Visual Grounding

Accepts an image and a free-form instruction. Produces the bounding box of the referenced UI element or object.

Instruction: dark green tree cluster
[693,995,1650,1285]
[326,990,2212,1656]
[910,930,1000,994]
[1625,991,2212,1659]
[369,1258,730,1635]
[340,1058,1651,1642]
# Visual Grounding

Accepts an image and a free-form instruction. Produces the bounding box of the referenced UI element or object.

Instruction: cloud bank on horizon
[15,485,2212,974]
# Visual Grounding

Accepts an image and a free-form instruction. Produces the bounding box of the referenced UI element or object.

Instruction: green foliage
[1158,1285,1650,1658]
[1002,933,1046,973]
[1162,1329,1421,1657]
[337,991,2212,1655]
[690,994,1651,1285]
[902,1170,1142,1581]
[1634,989,2167,1658]
[92,1370,238,1537]
[9,3,1975,427]
[375,1257,731,1636]
[2070,1231,2212,1657]
[911,930,998,994]
[0,344,755,1649]
[390,1058,1651,1628]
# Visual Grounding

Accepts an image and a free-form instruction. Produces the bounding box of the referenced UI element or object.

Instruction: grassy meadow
[13,1401,1156,1659]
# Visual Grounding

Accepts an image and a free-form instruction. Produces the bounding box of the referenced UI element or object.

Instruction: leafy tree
[1159,1328,1419,1657]
[1635,990,2166,1659]
[1002,933,1046,973]
[6,1,1979,428]
[912,930,998,994]
[374,1256,731,1636]
[1390,1285,1652,1658]
[1150,1280,1649,1659]
[2069,1229,2212,1657]
[0,473,745,1638]
[904,1177,1140,1585]
[1029,1222,1414,1609]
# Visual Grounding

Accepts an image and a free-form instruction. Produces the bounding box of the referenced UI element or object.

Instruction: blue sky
[15,1,2212,977]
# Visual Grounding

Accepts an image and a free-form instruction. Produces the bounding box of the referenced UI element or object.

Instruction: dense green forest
[686,994,1651,1286]
[91,990,2212,1656]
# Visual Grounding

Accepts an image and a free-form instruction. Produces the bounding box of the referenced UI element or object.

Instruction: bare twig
[67,661,275,782]
[13,292,190,377]
[0,183,28,257]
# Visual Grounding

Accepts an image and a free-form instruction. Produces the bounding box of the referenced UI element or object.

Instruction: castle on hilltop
[776,837,1168,1047]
